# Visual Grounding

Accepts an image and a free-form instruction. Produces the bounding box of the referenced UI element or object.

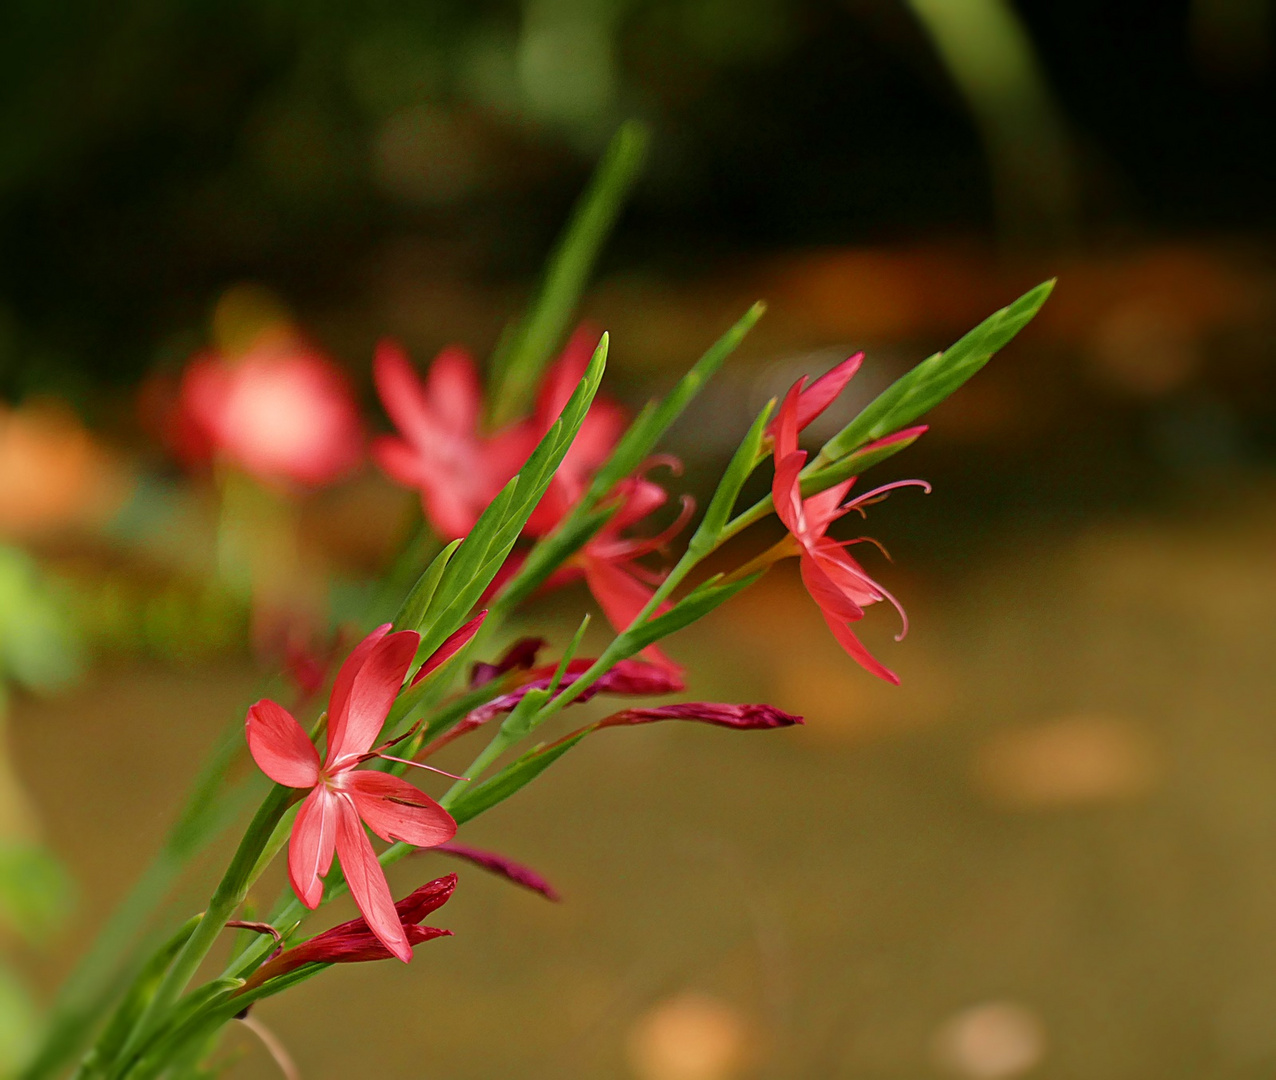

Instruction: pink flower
[576,474,693,670]
[521,325,627,535]
[771,377,929,685]
[240,874,456,991]
[371,326,625,541]
[371,342,524,539]
[175,339,363,487]
[768,352,864,436]
[246,625,461,961]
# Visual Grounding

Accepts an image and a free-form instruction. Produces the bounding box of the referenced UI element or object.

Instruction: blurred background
[4,0,1276,1077]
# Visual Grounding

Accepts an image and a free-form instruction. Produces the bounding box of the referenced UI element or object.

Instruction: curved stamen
[842,478,932,514]
[605,494,696,559]
[832,535,893,561]
[640,453,683,479]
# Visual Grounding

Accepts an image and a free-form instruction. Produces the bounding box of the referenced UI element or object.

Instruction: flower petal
[411,611,487,687]
[395,872,459,924]
[583,557,655,632]
[329,629,420,766]
[370,435,429,488]
[374,339,436,448]
[246,700,320,788]
[327,624,391,760]
[803,479,855,535]
[794,352,862,431]
[243,874,457,990]
[334,796,411,962]
[800,552,867,623]
[819,608,899,685]
[288,787,337,909]
[470,637,547,687]
[773,378,805,462]
[425,346,482,437]
[342,770,457,848]
[772,450,808,538]
[435,842,560,901]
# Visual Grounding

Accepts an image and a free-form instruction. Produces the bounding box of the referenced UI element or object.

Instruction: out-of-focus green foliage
[0,842,73,945]
[0,546,80,692]
[0,964,38,1079]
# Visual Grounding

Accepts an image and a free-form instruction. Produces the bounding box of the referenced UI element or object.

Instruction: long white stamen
[376,753,469,781]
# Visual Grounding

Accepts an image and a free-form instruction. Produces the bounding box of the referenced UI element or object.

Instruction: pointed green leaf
[445,732,591,825]
[487,123,648,425]
[393,539,462,633]
[588,302,765,500]
[688,398,775,555]
[819,279,1053,462]
[416,335,608,657]
[75,915,202,1077]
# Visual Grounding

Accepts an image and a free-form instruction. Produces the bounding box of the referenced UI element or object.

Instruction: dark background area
[0,0,1271,399]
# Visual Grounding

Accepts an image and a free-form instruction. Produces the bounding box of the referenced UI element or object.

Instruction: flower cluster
[34,116,1051,1080]
[235,334,932,958]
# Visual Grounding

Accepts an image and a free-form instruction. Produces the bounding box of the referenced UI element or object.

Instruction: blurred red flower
[371,325,621,540]
[173,339,363,487]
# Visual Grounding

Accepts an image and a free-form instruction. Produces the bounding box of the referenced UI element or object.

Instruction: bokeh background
[5,1,1276,1077]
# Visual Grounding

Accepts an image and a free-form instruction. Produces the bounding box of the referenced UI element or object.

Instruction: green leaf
[393,538,461,633]
[819,279,1054,462]
[688,398,775,555]
[587,302,765,501]
[490,503,615,617]
[490,303,765,619]
[487,122,648,426]
[798,425,928,498]
[0,963,38,1077]
[0,545,82,692]
[611,572,761,659]
[416,335,608,658]
[78,916,201,1077]
[445,732,590,825]
[112,979,242,1080]
[498,687,551,742]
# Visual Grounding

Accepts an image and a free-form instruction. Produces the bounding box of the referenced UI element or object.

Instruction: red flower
[521,325,627,535]
[246,625,463,961]
[371,342,522,539]
[372,326,624,541]
[174,339,363,487]
[240,874,457,991]
[771,377,929,685]
[578,473,693,663]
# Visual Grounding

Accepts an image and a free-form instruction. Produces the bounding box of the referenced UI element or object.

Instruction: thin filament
[375,754,469,781]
